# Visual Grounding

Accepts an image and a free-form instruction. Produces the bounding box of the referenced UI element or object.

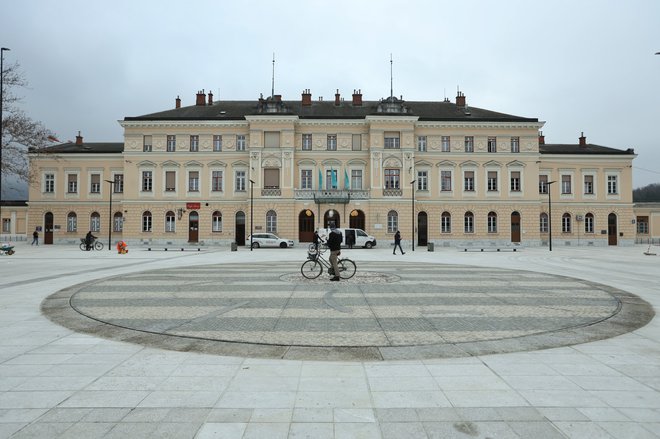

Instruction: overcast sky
[3,0,660,189]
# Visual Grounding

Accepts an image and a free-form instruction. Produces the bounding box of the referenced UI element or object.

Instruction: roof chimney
[352,89,362,106]
[456,91,466,109]
[579,132,587,147]
[195,90,206,106]
[301,89,312,106]
[208,91,213,105]
[335,89,341,106]
[75,131,83,145]
[175,96,181,109]
[274,94,282,102]
[538,131,545,145]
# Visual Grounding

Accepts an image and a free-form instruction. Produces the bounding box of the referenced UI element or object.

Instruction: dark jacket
[327,229,342,251]
[394,231,401,243]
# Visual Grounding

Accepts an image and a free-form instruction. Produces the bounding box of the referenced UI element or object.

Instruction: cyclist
[85,231,97,251]
[327,227,342,281]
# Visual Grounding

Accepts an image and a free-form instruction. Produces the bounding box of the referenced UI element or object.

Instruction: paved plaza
[1,243,659,438]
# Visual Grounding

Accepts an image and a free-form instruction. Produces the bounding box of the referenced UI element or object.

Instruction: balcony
[261,188,281,197]
[383,189,403,197]
[294,189,370,203]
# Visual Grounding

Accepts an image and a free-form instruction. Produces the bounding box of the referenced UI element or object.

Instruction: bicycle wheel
[94,241,104,251]
[79,242,86,251]
[338,258,356,279]
[301,260,323,279]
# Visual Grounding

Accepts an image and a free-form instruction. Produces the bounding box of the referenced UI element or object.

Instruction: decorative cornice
[120,120,249,129]
[365,115,419,124]
[296,119,367,127]
[415,121,545,130]
[244,115,299,123]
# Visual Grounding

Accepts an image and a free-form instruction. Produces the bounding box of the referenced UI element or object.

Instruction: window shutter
[264,168,279,188]
[264,132,280,148]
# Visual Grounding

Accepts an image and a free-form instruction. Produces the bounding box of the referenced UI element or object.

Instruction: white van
[321,228,377,249]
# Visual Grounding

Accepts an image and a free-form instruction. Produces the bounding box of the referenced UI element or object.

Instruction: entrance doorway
[417,211,428,246]
[44,212,53,245]
[188,211,199,242]
[324,210,340,229]
[608,213,617,245]
[349,209,365,230]
[298,210,315,242]
[511,211,521,243]
[235,211,246,246]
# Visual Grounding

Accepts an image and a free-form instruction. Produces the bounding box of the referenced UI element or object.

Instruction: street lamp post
[0,47,11,218]
[410,179,416,252]
[547,181,556,251]
[249,179,255,251]
[105,179,114,251]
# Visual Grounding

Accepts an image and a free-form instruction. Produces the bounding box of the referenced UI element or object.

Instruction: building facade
[26,89,637,248]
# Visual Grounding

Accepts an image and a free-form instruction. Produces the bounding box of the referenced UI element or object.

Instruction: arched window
[540,213,548,233]
[165,211,175,232]
[487,211,498,233]
[142,211,152,232]
[464,211,474,233]
[67,212,77,232]
[585,213,594,233]
[212,211,222,232]
[266,210,277,233]
[90,212,101,232]
[441,211,451,233]
[387,210,398,233]
[562,213,571,233]
[113,212,123,232]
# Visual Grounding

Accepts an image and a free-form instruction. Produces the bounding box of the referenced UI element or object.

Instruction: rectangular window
[607,175,618,195]
[487,171,498,192]
[510,171,521,192]
[562,215,572,233]
[188,171,200,192]
[236,135,246,151]
[540,214,548,233]
[441,215,451,233]
[464,136,474,152]
[143,135,152,152]
[637,217,649,234]
[351,169,363,190]
[190,135,199,152]
[511,137,520,153]
[212,214,222,232]
[114,174,124,193]
[67,174,78,193]
[45,174,55,193]
[90,174,100,193]
[384,132,400,149]
[165,171,176,192]
[464,171,475,192]
[142,214,152,232]
[264,168,280,189]
[327,135,337,151]
[539,175,548,194]
[441,171,452,192]
[213,135,222,152]
[2,218,10,233]
[67,215,77,232]
[235,171,246,191]
[384,169,400,189]
[441,136,450,152]
[417,171,428,191]
[302,134,312,151]
[114,214,123,232]
[584,175,594,194]
[142,171,153,192]
[562,175,572,194]
[212,171,223,192]
[326,169,338,189]
[167,135,176,152]
[487,137,497,153]
[464,215,474,233]
[264,131,280,148]
[352,134,361,151]
[165,214,175,233]
[301,170,312,189]
[417,136,427,152]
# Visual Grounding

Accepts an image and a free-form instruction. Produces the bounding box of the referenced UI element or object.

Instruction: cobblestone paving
[42,261,653,361]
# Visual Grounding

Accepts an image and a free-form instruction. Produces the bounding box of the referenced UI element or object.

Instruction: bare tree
[1,61,55,191]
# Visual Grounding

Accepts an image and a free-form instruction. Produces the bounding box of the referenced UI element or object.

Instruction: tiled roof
[30,142,124,154]
[540,144,635,155]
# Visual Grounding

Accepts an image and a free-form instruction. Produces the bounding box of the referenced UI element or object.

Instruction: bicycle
[79,237,104,251]
[301,246,356,280]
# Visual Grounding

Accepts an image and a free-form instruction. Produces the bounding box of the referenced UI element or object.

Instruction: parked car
[246,233,294,249]
[320,228,377,249]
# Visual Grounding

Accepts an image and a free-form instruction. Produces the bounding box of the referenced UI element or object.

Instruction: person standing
[393,230,405,255]
[31,229,39,246]
[327,227,342,281]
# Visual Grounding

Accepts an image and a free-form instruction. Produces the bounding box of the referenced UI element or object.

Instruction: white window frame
[90,212,101,233]
[302,134,312,151]
[387,210,398,233]
[540,213,548,233]
[487,212,498,233]
[235,170,247,192]
[464,136,474,152]
[463,169,476,193]
[417,136,427,152]
[384,132,400,149]
[562,213,572,233]
[44,173,55,193]
[384,168,400,190]
[113,174,124,193]
[211,170,224,192]
[511,137,520,153]
[188,170,200,192]
[67,212,77,232]
[165,211,176,233]
[213,135,223,152]
[142,211,152,232]
[487,170,499,193]
[266,210,277,233]
[212,211,223,232]
[301,169,312,190]
[351,169,363,190]
[327,135,337,151]
[464,212,474,234]
[487,137,497,153]
[440,170,452,192]
[417,170,428,191]
[441,136,450,152]
[441,212,451,233]
[190,135,199,152]
[585,213,594,234]
[236,135,246,151]
[166,135,176,152]
[66,173,79,194]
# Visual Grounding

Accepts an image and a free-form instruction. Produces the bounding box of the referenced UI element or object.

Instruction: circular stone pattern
[42,262,653,361]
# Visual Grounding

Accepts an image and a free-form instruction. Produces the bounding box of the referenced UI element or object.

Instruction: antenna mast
[390,53,393,99]
[271,53,275,98]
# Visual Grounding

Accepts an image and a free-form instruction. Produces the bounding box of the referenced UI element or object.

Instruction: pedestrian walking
[393,230,405,255]
[327,227,342,281]
[31,229,39,246]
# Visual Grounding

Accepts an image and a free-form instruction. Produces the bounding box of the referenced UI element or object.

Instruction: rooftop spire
[390,53,394,99]
[271,53,275,99]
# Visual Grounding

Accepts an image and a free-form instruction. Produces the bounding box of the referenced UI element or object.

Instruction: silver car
[246,233,294,249]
